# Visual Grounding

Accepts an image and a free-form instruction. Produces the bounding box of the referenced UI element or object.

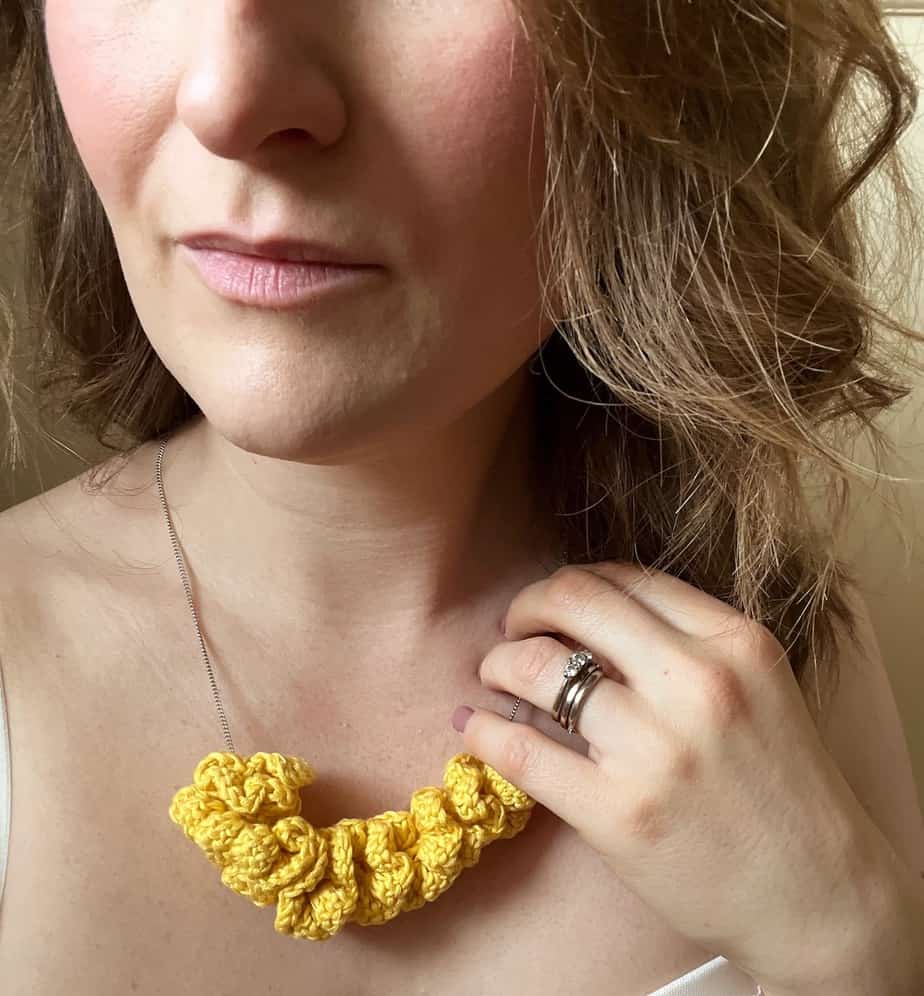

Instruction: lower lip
[178,245,382,308]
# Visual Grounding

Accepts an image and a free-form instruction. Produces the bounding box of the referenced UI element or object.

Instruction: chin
[194,399,387,466]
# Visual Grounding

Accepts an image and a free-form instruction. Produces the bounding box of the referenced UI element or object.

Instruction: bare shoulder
[5,434,170,545]
[0,414,209,586]
[0,471,90,645]
[0,439,166,655]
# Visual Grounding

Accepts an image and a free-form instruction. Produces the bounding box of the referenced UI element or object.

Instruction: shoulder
[0,441,163,655]
[0,470,96,674]
[0,465,103,604]
[0,439,161,569]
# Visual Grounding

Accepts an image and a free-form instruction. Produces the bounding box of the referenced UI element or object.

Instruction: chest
[0,570,717,995]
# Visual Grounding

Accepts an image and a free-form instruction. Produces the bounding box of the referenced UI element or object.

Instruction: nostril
[275,128,310,144]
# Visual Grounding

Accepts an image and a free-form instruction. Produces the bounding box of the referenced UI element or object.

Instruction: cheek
[418,29,543,200]
[43,0,169,206]
[405,28,549,341]
[396,22,547,316]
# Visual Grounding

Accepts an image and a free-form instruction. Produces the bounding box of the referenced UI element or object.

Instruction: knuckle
[614,737,700,848]
[694,663,752,731]
[750,623,788,672]
[665,739,702,786]
[545,565,605,618]
[512,636,562,686]
[645,728,701,786]
[501,728,542,781]
[620,792,667,847]
[729,617,786,669]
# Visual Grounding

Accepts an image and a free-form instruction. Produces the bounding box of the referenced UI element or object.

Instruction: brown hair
[2,0,923,723]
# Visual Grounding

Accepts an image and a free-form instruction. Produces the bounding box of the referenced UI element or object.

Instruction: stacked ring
[552,649,604,735]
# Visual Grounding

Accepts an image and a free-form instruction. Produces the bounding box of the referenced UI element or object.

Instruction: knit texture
[168,750,536,940]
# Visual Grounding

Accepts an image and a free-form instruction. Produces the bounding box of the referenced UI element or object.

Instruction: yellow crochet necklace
[157,434,537,940]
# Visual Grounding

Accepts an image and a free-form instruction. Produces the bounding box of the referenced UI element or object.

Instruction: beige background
[2,11,924,815]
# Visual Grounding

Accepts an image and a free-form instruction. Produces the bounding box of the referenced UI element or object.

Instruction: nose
[175,1,346,160]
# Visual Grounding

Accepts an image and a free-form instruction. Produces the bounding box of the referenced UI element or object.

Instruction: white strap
[647,955,761,996]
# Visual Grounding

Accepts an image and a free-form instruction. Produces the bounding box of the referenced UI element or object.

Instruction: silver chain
[155,434,236,754]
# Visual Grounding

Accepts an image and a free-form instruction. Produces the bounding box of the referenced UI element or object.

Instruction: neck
[155,365,561,693]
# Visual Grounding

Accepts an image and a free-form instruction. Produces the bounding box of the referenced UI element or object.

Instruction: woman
[1,1,923,992]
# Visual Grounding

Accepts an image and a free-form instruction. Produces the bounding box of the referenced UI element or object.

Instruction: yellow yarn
[168,750,536,940]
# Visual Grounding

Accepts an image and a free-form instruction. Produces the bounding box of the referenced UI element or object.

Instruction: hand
[452,560,890,987]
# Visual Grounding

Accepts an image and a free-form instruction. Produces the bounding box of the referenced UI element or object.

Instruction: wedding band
[561,665,605,734]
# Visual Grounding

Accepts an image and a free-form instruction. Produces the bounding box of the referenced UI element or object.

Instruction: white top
[0,674,757,994]
[648,957,760,995]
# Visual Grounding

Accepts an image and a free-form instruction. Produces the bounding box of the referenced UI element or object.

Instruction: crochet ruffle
[168,750,536,940]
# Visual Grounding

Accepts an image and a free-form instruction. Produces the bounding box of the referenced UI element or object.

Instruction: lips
[178,243,382,308]
[177,231,375,266]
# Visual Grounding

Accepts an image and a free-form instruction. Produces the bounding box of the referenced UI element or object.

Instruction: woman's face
[43,1,555,461]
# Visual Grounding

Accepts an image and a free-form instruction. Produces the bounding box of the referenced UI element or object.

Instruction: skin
[42,0,563,697]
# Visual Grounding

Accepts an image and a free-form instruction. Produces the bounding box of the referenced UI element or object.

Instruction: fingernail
[451,705,474,733]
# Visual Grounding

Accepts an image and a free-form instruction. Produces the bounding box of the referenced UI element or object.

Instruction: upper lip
[177,231,376,265]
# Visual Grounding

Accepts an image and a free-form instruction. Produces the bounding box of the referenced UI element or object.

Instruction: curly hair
[2,0,923,724]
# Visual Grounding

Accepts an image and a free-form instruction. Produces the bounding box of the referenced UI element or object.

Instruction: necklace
[159,433,536,940]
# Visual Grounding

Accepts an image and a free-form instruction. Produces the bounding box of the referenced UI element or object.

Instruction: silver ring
[562,665,605,734]
[551,649,593,720]
[553,649,603,735]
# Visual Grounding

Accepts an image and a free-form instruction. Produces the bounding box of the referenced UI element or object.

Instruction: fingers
[478,635,643,754]
[458,703,604,838]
